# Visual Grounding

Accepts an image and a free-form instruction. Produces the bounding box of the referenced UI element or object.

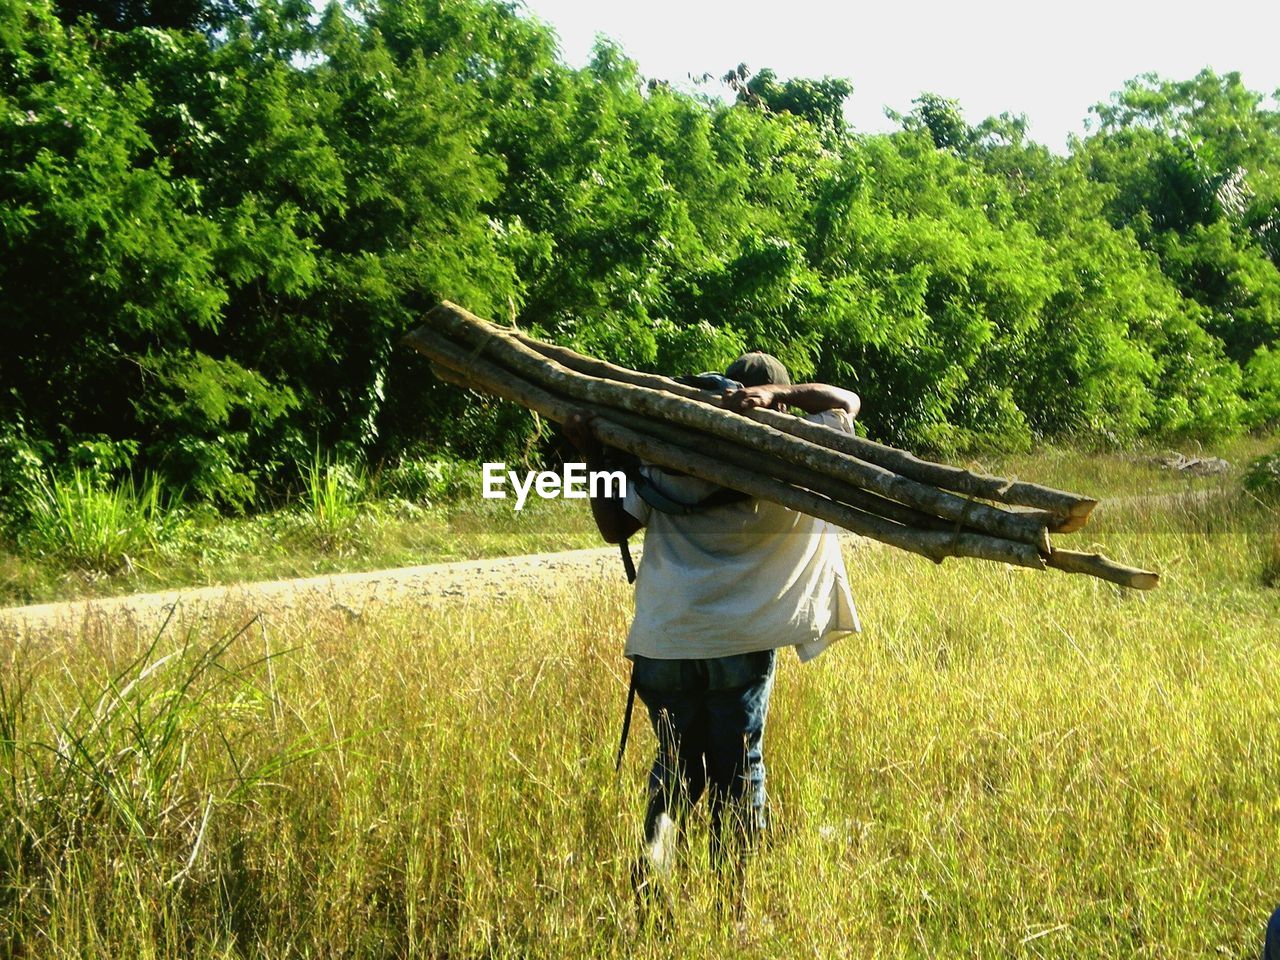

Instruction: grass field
[1,448,1279,957]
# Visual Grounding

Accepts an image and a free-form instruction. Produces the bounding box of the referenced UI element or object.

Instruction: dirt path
[0,533,876,637]
[0,545,632,637]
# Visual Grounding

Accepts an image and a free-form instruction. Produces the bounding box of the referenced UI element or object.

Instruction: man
[562,351,861,908]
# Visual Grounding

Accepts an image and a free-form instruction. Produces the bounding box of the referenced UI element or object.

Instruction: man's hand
[562,410,604,458]
[724,383,860,417]
[724,385,780,413]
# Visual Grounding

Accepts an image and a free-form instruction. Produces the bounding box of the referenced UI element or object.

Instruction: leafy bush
[133,352,298,510]
[19,468,172,572]
[1243,347,1280,429]
[1242,451,1280,502]
[64,436,139,475]
[0,423,49,515]
[375,457,478,505]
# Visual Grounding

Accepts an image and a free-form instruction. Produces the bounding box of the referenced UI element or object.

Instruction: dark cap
[724,352,790,388]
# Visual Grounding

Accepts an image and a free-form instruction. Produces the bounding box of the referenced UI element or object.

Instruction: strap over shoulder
[617,471,751,583]
[632,471,751,516]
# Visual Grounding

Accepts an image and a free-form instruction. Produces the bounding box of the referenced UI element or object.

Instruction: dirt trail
[0,546,632,636]
[0,533,877,637]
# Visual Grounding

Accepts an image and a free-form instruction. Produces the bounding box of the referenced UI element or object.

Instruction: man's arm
[724,383,860,417]
[562,411,643,544]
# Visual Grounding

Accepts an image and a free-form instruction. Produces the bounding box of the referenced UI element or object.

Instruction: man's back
[623,409,860,663]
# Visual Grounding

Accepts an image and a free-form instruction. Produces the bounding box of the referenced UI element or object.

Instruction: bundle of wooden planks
[403,301,1159,590]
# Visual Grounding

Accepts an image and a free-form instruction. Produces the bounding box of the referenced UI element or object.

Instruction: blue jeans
[631,649,777,865]
[1265,905,1280,960]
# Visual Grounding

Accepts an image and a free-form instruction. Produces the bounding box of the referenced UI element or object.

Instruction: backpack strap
[615,472,750,584]
[633,472,751,515]
[619,539,637,583]
[615,664,638,772]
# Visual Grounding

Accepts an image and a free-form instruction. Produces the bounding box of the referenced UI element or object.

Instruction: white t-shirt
[621,409,860,663]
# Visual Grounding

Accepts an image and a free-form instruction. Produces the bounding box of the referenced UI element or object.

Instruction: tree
[723,64,851,134]
[53,0,250,31]
[1080,69,1280,367]
[895,92,971,151]
[2,2,1275,508]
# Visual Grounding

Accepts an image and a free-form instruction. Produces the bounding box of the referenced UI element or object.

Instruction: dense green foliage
[2,0,1279,511]
[1245,449,1280,502]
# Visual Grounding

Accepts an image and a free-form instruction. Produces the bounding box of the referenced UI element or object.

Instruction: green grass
[1,474,1277,957]
[299,452,369,551]
[17,468,170,573]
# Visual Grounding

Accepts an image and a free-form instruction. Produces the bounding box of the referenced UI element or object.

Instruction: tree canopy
[2,0,1278,508]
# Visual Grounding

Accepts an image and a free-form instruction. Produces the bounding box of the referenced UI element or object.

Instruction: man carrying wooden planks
[562,351,863,913]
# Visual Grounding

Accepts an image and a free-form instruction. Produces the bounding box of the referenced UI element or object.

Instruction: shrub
[0,426,48,521]
[1242,451,1280,503]
[1243,346,1280,429]
[19,468,172,572]
[375,457,478,504]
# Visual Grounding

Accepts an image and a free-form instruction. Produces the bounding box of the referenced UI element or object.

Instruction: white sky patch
[516,0,1280,152]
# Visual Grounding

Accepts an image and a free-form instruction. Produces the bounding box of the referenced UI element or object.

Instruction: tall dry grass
[1,492,1278,958]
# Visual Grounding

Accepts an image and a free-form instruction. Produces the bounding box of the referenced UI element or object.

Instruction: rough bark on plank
[420,302,1052,552]
[599,406,958,532]
[440,358,948,528]
[1046,549,1160,590]
[512,328,1096,530]
[405,326,1048,571]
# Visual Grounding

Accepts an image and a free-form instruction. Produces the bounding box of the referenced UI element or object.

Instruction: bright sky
[516,0,1280,152]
